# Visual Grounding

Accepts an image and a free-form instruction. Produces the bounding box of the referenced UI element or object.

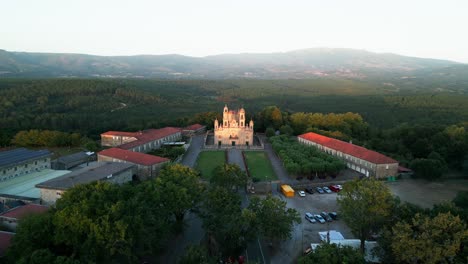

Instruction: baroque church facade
[214,105,254,146]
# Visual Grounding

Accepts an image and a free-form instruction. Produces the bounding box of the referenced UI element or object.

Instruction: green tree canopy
[211,163,248,191]
[156,164,204,222]
[337,179,394,253]
[391,212,468,264]
[248,195,300,242]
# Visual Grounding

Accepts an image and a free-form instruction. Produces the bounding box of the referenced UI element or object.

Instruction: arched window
[241,114,244,119]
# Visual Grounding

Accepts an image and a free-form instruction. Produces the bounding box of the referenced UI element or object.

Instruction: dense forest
[1,78,467,141]
[1,78,467,176]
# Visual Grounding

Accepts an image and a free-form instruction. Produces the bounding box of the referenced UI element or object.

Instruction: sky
[1,0,467,62]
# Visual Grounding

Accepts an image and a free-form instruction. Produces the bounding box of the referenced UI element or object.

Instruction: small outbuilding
[36,162,135,205]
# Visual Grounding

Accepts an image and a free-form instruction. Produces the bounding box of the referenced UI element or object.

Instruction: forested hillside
[1,78,468,147]
[0,48,463,80]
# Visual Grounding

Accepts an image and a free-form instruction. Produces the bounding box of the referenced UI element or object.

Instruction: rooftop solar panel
[0,148,51,168]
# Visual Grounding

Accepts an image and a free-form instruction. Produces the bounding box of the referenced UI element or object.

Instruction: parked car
[336,184,343,190]
[305,212,316,223]
[328,212,338,220]
[316,187,324,194]
[329,185,340,192]
[321,212,333,222]
[305,187,314,194]
[322,186,332,193]
[314,214,326,224]
[298,191,306,197]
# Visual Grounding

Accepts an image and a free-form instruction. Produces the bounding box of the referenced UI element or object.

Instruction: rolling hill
[0,48,463,79]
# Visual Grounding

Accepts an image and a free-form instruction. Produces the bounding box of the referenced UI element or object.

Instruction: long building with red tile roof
[98,148,169,180]
[100,127,182,152]
[298,132,398,178]
[183,123,206,135]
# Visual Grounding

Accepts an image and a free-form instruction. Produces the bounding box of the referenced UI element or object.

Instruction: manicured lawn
[243,151,277,181]
[196,151,226,180]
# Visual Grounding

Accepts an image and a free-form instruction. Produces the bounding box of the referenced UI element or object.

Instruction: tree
[337,179,393,253]
[391,213,468,264]
[156,164,204,222]
[200,187,257,258]
[265,127,275,138]
[211,164,248,191]
[6,213,56,263]
[248,195,300,243]
[410,158,446,180]
[279,125,294,135]
[453,191,468,210]
[298,243,365,264]
[178,245,217,264]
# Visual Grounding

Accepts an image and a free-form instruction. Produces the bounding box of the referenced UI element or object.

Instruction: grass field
[243,151,277,182]
[196,151,226,180]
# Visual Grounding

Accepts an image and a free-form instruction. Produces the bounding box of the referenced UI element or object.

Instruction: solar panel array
[0,148,51,168]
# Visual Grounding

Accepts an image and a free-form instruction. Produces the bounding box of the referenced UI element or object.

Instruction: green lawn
[243,151,277,181]
[196,151,226,180]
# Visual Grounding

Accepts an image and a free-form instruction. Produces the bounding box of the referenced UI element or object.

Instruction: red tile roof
[118,127,182,150]
[0,204,48,220]
[398,166,412,172]
[0,231,14,256]
[184,124,205,131]
[298,132,398,164]
[101,131,139,137]
[98,148,169,166]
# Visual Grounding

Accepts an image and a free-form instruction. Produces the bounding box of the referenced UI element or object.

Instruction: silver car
[305,212,316,223]
[314,214,326,224]
[322,186,332,193]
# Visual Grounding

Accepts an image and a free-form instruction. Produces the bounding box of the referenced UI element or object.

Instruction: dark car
[321,212,333,222]
[328,212,338,220]
[316,187,324,194]
[305,188,314,194]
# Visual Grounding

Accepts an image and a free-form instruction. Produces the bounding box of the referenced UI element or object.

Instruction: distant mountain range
[0,48,466,79]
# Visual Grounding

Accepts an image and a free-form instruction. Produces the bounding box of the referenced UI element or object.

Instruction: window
[35,161,37,165]
[14,167,17,171]
[2,170,5,175]
[241,114,244,119]
[25,164,28,168]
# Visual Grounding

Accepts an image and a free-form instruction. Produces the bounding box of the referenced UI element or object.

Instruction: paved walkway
[181,135,204,167]
[227,148,247,171]
[159,135,205,263]
[227,148,270,264]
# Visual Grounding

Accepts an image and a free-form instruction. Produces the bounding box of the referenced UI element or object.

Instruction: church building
[214,105,254,146]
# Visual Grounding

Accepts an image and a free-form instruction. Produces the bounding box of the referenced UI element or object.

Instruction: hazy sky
[1,0,467,62]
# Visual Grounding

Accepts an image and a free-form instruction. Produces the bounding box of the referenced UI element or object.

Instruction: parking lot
[387,178,468,208]
[269,188,353,264]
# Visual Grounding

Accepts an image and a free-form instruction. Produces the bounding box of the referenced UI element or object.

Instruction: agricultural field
[243,151,277,182]
[195,151,226,180]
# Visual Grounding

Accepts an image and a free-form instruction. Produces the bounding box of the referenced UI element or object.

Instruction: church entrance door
[232,141,236,146]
